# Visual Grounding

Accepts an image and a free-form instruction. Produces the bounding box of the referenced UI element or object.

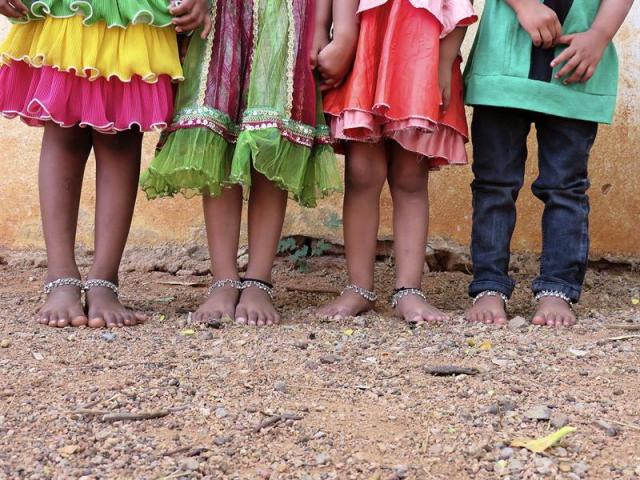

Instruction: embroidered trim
[284,0,296,118]
[197,0,217,105]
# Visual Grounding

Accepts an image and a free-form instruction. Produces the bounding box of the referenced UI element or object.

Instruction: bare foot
[37,284,87,328]
[532,296,576,327]
[317,290,373,319]
[235,287,280,327]
[394,293,449,323]
[465,296,508,325]
[193,285,240,324]
[86,286,147,328]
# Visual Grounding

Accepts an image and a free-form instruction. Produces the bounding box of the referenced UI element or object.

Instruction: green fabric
[140,1,342,208]
[12,0,173,28]
[464,0,619,124]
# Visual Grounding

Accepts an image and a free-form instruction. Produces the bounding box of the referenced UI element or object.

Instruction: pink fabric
[0,61,174,133]
[329,110,467,168]
[358,0,476,37]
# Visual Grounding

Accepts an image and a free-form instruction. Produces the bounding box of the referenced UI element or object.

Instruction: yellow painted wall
[1,4,639,256]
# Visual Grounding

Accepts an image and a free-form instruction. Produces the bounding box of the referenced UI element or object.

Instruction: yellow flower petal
[512,426,577,453]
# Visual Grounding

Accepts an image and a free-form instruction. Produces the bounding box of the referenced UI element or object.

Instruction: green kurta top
[464,0,619,124]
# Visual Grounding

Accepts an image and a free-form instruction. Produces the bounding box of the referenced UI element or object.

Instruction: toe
[531,312,547,326]
[256,313,266,327]
[494,315,508,326]
[273,312,281,325]
[57,312,71,328]
[484,311,494,324]
[104,313,118,329]
[88,315,106,328]
[134,311,147,323]
[48,312,59,327]
[38,311,50,325]
[247,310,258,327]
[546,313,557,327]
[235,305,248,325]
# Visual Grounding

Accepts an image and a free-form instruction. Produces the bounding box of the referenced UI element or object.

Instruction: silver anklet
[342,284,377,302]
[472,290,509,305]
[84,279,119,297]
[534,290,573,305]
[241,278,274,300]
[207,279,243,296]
[43,278,85,295]
[390,287,427,309]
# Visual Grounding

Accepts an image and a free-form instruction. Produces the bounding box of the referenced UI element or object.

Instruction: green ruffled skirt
[140,0,341,208]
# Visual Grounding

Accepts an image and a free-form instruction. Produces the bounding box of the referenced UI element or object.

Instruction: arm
[0,0,28,18]
[439,26,468,112]
[311,0,332,68]
[170,0,212,39]
[504,0,562,49]
[552,0,634,84]
[317,0,359,90]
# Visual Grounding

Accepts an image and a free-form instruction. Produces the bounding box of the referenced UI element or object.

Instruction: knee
[389,161,428,196]
[345,159,386,193]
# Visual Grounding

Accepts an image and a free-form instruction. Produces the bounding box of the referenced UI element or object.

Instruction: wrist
[589,25,613,43]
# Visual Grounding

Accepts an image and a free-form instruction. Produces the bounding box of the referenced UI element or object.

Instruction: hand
[310,29,330,69]
[438,57,454,113]
[0,0,28,18]
[513,0,562,49]
[317,35,357,92]
[551,29,609,84]
[170,0,212,39]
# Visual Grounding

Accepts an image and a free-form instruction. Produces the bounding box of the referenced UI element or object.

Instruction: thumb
[556,34,576,45]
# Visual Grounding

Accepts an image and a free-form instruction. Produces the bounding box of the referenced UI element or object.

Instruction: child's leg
[194,186,243,323]
[86,130,147,328]
[235,170,288,327]
[37,124,93,328]
[317,142,387,318]
[531,115,597,327]
[465,106,531,325]
[387,142,448,322]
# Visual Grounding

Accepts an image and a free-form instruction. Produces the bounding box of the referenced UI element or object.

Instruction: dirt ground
[0,245,639,480]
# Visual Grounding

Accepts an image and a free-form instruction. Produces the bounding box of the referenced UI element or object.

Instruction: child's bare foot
[465,293,508,325]
[532,295,576,327]
[235,281,279,327]
[392,289,449,323]
[193,280,242,324]
[317,290,374,319]
[85,281,147,328]
[37,278,87,328]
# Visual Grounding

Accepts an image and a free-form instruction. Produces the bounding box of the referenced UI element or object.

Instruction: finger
[552,18,563,44]
[565,60,588,84]
[531,29,542,48]
[0,3,23,17]
[441,88,451,113]
[551,46,575,69]
[172,11,199,28]
[554,51,579,78]
[540,26,553,49]
[556,34,576,45]
[582,65,596,83]
[200,14,212,39]
[319,83,333,92]
[169,0,195,16]
[13,0,28,14]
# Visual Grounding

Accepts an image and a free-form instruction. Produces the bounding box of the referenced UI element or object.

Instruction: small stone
[393,465,408,478]
[508,458,523,473]
[214,436,230,446]
[320,354,341,364]
[508,316,528,330]
[0,339,11,348]
[201,331,214,340]
[487,404,499,415]
[180,458,200,471]
[499,447,514,460]
[550,412,569,428]
[215,407,228,419]
[535,457,555,475]
[95,430,111,441]
[316,453,330,466]
[559,463,572,473]
[274,381,288,393]
[168,378,179,387]
[524,405,552,421]
[101,332,116,343]
[613,389,624,396]
[572,462,589,476]
[594,419,618,437]
[294,341,309,350]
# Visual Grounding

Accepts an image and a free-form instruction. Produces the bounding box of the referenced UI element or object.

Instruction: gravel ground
[1,246,639,480]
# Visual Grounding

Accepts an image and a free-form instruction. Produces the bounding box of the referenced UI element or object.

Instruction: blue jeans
[469,106,598,303]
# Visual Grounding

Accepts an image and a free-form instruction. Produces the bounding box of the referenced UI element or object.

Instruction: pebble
[572,462,589,476]
[101,332,116,343]
[535,457,555,475]
[180,458,200,471]
[0,339,11,348]
[316,453,330,466]
[294,341,309,350]
[201,331,214,340]
[508,458,523,473]
[499,447,514,460]
[320,354,341,364]
[594,419,618,437]
[524,404,552,421]
[274,381,288,393]
[214,436,230,446]
[215,407,228,419]
[550,412,569,428]
[508,316,528,330]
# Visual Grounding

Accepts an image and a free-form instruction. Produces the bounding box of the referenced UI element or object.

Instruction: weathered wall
[1,4,639,256]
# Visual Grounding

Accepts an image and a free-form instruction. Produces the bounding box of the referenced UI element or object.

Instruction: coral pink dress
[323,0,476,168]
